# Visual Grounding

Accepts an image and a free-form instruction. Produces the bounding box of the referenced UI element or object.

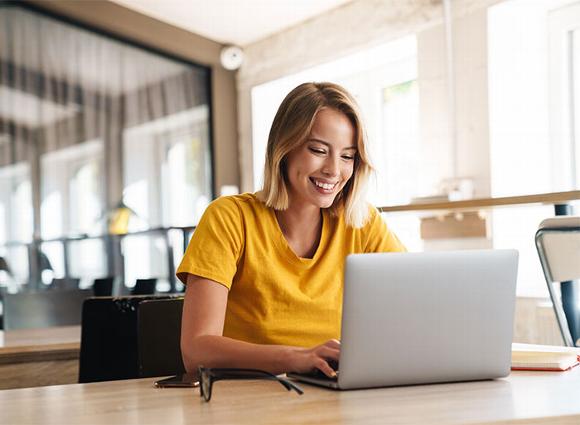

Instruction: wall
[417,6,491,198]
[25,0,240,198]
[514,297,563,345]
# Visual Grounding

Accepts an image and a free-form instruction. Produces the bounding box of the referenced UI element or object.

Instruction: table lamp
[0,256,10,275]
[39,251,54,285]
[107,200,140,235]
[0,256,11,281]
[0,256,12,289]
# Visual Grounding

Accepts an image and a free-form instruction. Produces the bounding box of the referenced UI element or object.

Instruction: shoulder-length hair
[257,82,373,228]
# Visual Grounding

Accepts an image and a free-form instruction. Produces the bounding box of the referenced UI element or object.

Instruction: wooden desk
[0,326,80,390]
[1,369,579,424]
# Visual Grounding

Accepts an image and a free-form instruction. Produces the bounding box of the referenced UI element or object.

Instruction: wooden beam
[379,191,580,213]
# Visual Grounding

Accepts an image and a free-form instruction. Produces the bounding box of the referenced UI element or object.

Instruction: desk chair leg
[561,281,579,344]
[554,203,579,346]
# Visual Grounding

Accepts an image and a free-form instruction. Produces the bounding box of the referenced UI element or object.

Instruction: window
[0,163,32,242]
[123,106,212,290]
[41,140,105,239]
[378,80,420,206]
[70,161,102,234]
[0,162,32,284]
[39,140,105,286]
[0,163,32,243]
[488,0,580,297]
[123,105,212,229]
[0,5,211,289]
[548,1,580,189]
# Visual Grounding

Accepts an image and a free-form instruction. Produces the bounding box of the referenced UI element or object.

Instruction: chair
[131,278,157,295]
[50,277,81,291]
[0,286,7,329]
[137,298,185,377]
[78,294,181,383]
[2,289,93,330]
[535,216,580,347]
[92,277,114,297]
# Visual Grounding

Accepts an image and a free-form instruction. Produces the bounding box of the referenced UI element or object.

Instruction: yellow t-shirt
[176,193,406,348]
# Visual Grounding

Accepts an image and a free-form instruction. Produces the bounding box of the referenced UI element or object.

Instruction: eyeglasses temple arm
[212,374,303,395]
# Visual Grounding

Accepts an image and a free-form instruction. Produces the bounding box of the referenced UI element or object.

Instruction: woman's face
[284,108,357,210]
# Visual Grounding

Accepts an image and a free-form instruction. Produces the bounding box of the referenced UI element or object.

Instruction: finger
[316,346,340,360]
[315,359,337,378]
[325,339,341,349]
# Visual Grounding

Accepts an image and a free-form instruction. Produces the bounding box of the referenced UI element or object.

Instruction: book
[511,343,580,371]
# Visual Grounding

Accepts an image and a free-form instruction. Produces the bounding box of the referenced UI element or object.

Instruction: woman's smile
[310,177,339,193]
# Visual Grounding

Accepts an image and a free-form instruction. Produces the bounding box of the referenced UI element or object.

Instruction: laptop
[287,249,518,390]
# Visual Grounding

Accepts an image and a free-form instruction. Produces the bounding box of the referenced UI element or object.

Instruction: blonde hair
[257,82,373,228]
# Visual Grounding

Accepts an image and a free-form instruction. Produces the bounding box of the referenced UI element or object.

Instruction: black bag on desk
[78,295,184,383]
[137,298,185,378]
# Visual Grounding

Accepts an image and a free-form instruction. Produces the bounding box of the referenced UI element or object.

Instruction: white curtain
[0,5,211,288]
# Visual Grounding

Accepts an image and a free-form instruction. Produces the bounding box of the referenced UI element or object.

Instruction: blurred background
[0,0,579,344]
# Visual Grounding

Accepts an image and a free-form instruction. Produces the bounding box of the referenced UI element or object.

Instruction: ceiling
[111,0,353,46]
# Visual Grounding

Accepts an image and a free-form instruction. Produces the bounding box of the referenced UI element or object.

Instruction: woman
[177,82,406,378]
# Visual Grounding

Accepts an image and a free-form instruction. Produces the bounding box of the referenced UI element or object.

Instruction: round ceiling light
[220,45,244,71]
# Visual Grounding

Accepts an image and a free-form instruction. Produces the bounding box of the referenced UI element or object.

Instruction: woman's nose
[322,155,340,176]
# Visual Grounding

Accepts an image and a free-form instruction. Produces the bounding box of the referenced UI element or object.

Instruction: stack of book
[512,343,580,371]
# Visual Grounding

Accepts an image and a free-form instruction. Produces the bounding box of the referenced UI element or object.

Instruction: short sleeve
[363,205,407,253]
[176,197,244,289]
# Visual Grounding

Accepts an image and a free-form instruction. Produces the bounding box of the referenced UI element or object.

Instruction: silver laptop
[288,249,518,390]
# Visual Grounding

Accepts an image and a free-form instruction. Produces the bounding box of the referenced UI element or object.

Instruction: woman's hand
[286,339,341,378]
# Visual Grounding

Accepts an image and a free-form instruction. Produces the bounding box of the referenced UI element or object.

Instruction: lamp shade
[108,201,139,235]
[0,256,11,275]
[39,252,53,271]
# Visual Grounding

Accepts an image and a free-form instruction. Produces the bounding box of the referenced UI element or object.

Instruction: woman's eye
[342,155,354,161]
[309,148,326,155]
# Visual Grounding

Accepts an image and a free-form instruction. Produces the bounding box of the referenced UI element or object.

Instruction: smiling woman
[176,82,406,380]
[259,82,373,227]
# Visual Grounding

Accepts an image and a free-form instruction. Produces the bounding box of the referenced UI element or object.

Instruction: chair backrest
[2,289,92,330]
[536,216,580,347]
[131,278,157,295]
[50,277,81,291]
[78,294,180,383]
[537,217,580,282]
[92,277,114,297]
[137,298,185,378]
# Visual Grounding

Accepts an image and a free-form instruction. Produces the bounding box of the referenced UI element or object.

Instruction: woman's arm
[180,274,340,377]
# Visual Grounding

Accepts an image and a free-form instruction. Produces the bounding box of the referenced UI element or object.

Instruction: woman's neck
[274,203,324,259]
[275,203,321,238]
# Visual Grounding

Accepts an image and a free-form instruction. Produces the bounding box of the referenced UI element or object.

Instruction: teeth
[314,179,336,190]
